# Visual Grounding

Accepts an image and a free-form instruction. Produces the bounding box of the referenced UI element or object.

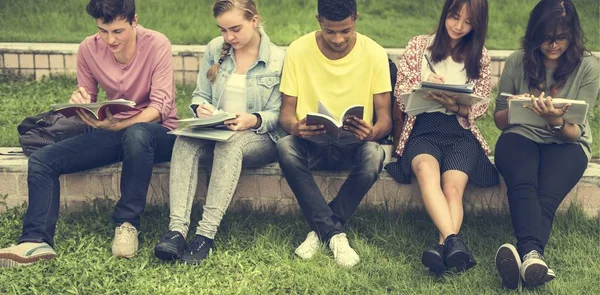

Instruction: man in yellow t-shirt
[277,0,392,269]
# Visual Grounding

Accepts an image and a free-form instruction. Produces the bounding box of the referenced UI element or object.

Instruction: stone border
[4,42,583,86]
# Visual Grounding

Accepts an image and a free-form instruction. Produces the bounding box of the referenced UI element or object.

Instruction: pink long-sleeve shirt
[76,25,178,130]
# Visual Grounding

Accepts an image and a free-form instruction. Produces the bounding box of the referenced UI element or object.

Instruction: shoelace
[117,226,136,243]
[330,234,348,256]
[523,250,543,261]
[188,239,207,255]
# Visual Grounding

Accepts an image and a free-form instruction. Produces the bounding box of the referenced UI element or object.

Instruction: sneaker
[154,231,187,261]
[180,235,214,265]
[520,250,548,285]
[112,222,139,258]
[543,268,556,284]
[295,231,321,260]
[444,234,476,272]
[0,242,56,268]
[328,233,360,268]
[421,244,446,275]
[495,244,522,290]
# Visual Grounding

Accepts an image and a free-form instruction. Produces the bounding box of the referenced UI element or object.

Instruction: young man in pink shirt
[0,0,178,267]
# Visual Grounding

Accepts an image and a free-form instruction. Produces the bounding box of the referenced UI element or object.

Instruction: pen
[424,54,437,74]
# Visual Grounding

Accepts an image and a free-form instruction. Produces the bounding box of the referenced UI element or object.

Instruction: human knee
[276,135,303,163]
[357,142,384,176]
[122,123,155,151]
[442,182,464,202]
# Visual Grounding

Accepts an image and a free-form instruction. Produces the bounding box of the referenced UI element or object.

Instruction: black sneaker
[495,243,522,290]
[154,231,186,261]
[180,235,214,265]
[421,244,446,275]
[444,234,476,272]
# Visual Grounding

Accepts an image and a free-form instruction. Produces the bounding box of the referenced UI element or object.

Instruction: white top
[220,73,247,113]
[420,35,468,114]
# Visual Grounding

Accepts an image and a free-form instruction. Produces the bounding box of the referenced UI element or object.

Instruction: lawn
[0,200,598,294]
[1,73,598,158]
[0,0,598,50]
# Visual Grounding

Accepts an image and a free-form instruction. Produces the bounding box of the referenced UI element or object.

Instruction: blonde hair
[206,0,260,83]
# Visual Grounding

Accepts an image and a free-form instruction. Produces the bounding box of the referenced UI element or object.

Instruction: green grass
[1,73,598,158]
[0,0,598,50]
[0,202,598,294]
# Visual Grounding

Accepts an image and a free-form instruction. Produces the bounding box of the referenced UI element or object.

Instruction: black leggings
[495,133,588,258]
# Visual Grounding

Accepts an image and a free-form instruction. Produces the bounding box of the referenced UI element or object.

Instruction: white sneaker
[112,222,139,258]
[329,233,360,268]
[295,231,321,259]
[0,242,56,268]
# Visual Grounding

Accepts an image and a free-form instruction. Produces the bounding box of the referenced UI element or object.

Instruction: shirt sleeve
[371,46,392,95]
[76,40,99,102]
[146,40,175,122]
[279,46,298,97]
[190,39,216,115]
[495,51,519,114]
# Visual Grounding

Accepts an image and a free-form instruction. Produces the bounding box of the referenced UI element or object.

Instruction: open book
[168,126,235,142]
[306,102,364,140]
[508,97,589,127]
[51,99,137,120]
[178,110,236,128]
[401,82,488,117]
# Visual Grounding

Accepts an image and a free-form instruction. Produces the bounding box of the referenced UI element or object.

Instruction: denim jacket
[190,28,286,142]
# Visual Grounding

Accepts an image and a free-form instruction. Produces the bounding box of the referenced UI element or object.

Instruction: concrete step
[1,147,599,217]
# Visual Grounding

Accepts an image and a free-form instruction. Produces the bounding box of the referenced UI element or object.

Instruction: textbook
[401,82,488,117]
[178,110,236,128]
[168,126,235,142]
[51,99,137,120]
[306,102,364,140]
[508,97,589,127]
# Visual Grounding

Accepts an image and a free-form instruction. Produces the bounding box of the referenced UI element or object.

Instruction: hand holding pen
[424,54,445,84]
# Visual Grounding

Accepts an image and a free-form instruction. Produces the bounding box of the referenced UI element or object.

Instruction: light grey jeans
[168,131,276,239]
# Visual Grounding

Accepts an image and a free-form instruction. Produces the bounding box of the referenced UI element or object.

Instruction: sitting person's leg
[111,122,176,258]
[155,135,214,261]
[0,129,125,267]
[180,131,276,264]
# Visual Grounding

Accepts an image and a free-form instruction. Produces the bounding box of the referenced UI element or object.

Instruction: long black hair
[429,0,488,80]
[521,0,587,95]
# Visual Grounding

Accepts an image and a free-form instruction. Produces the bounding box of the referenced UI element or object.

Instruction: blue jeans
[276,134,384,242]
[19,122,176,247]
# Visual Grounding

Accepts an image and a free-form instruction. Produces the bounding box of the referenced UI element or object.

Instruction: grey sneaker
[112,222,139,258]
[0,242,56,268]
[295,231,321,260]
[495,244,522,290]
[329,233,360,268]
[520,250,548,285]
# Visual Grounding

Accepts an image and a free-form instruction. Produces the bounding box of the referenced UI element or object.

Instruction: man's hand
[196,104,216,118]
[69,87,92,104]
[76,109,122,131]
[224,112,258,131]
[291,118,325,138]
[344,116,375,141]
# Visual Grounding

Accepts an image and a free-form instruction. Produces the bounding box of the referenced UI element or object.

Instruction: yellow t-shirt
[280,31,391,125]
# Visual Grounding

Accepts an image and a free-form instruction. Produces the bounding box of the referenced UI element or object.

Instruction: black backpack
[17,111,91,156]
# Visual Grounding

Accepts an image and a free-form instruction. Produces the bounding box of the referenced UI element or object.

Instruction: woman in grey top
[492,0,599,290]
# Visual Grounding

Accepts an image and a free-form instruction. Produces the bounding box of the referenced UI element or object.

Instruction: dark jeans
[19,122,176,247]
[276,134,385,242]
[495,133,587,258]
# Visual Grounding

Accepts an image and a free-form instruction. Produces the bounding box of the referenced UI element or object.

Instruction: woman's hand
[423,90,459,109]
[525,92,570,126]
[426,73,445,84]
[224,112,258,131]
[196,104,215,119]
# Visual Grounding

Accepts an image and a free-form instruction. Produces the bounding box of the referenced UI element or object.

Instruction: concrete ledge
[1,147,599,217]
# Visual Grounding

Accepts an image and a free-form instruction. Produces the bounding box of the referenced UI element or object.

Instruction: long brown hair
[521,0,587,96]
[429,0,488,80]
[206,0,260,83]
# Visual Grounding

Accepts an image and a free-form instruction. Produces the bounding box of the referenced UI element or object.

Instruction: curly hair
[521,0,588,96]
[317,0,357,22]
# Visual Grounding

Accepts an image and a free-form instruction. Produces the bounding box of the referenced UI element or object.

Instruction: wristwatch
[549,119,566,132]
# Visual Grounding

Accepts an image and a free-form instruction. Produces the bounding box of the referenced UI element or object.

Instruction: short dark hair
[317,0,357,22]
[86,0,136,24]
[521,0,587,95]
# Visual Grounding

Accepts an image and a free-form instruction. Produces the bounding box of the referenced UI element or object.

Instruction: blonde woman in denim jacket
[154,0,285,265]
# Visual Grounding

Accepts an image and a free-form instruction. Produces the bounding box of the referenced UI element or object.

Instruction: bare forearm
[116,107,161,130]
[494,109,511,130]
